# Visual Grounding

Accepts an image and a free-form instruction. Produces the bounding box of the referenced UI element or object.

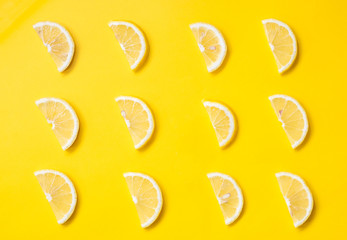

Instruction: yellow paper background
[0,0,346,239]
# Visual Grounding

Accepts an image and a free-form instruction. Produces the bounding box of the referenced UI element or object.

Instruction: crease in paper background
[0,0,38,35]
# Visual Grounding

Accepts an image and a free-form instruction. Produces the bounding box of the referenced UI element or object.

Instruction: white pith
[45,193,52,202]
[198,43,205,52]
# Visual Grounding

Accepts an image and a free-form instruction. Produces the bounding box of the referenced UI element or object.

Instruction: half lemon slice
[276,172,313,227]
[33,21,75,72]
[203,101,236,147]
[190,23,227,72]
[262,19,297,73]
[109,21,147,70]
[115,96,154,149]
[269,95,308,149]
[36,98,79,150]
[207,173,243,225]
[34,170,77,224]
[124,172,163,228]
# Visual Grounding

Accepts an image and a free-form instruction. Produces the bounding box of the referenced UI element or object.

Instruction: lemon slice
[124,172,163,228]
[269,95,308,149]
[262,19,297,73]
[207,173,243,225]
[190,23,227,72]
[109,21,147,70]
[276,172,313,227]
[36,98,79,150]
[33,21,75,72]
[34,170,77,224]
[115,96,154,149]
[203,101,235,147]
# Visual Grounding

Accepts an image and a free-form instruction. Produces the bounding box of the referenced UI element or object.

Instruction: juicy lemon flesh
[125,175,160,225]
[110,25,143,67]
[37,100,75,148]
[277,175,311,225]
[36,172,74,222]
[209,176,240,222]
[264,22,295,71]
[191,26,223,68]
[205,105,232,145]
[270,97,305,146]
[34,25,70,69]
[117,99,151,147]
